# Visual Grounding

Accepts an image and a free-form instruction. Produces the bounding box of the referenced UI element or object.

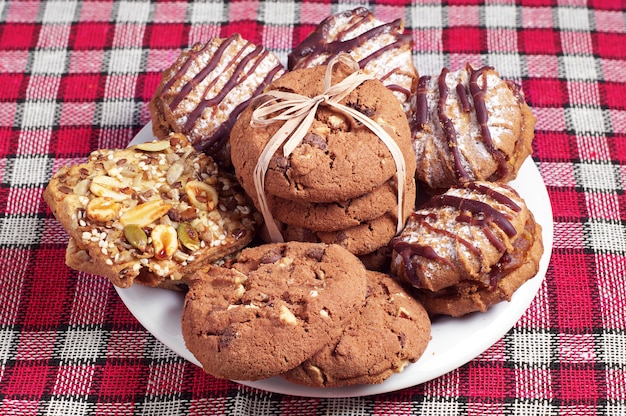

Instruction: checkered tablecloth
[1,0,625,415]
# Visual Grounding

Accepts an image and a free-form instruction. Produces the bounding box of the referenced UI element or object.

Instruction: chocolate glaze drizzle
[161,34,284,154]
[426,194,516,238]
[391,240,453,288]
[391,183,519,285]
[468,65,509,178]
[411,65,522,182]
[437,68,470,180]
[185,44,265,132]
[195,64,284,154]
[412,76,431,130]
[456,83,471,113]
[287,7,412,95]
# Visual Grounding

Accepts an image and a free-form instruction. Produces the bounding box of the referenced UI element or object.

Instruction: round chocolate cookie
[230,63,416,203]
[181,242,368,381]
[280,212,397,257]
[272,176,415,257]
[409,65,535,190]
[270,177,416,232]
[281,271,431,387]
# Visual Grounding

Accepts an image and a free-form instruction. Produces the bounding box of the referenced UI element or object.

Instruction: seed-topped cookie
[43,134,258,288]
[282,271,431,387]
[230,62,416,204]
[409,65,535,190]
[181,242,368,381]
[150,34,285,166]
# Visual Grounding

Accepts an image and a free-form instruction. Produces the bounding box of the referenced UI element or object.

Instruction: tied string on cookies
[250,53,407,242]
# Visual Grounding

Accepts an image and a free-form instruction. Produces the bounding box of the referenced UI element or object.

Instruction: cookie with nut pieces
[282,271,431,387]
[43,134,258,289]
[181,242,368,381]
[230,63,416,204]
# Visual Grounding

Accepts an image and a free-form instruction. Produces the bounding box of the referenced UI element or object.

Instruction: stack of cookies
[230,64,417,267]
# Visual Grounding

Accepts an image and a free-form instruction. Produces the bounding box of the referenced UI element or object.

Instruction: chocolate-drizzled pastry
[389,181,543,317]
[409,65,536,190]
[288,7,418,111]
[149,34,285,167]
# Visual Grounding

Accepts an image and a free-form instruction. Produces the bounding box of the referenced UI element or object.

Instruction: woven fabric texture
[1,0,625,415]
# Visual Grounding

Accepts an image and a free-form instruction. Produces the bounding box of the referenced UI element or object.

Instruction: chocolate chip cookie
[181,242,368,380]
[270,177,415,232]
[230,63,415,203]
[282,271,431,387]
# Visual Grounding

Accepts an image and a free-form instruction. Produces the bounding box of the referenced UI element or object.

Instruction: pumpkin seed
[177,222,200,252]
[123,224,148,251]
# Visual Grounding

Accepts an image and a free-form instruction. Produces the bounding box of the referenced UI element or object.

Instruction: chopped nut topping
[136,140,171,152]
[119,200,172,228]
[279,305,297,325]
[49,134,258,287]
[86,197,121,223]
[151,224,178,260]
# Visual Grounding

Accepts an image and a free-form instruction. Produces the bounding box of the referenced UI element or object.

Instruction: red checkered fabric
[1,0,625,414]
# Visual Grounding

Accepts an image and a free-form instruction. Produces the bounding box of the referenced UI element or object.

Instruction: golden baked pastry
[288,7,417,111]
[409,65,536,190]
[389,181,543,316]
[149,34,285,166]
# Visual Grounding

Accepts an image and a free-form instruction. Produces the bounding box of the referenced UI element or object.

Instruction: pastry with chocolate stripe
[409,65,535,190]
[150,33,286,167]
[288,7,417,112]
[389,181,543,317]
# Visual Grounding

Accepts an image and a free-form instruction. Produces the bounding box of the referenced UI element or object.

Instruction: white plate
[117,123,554,398]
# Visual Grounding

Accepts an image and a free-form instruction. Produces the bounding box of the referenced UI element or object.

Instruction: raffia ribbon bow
[251,54,407,243]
